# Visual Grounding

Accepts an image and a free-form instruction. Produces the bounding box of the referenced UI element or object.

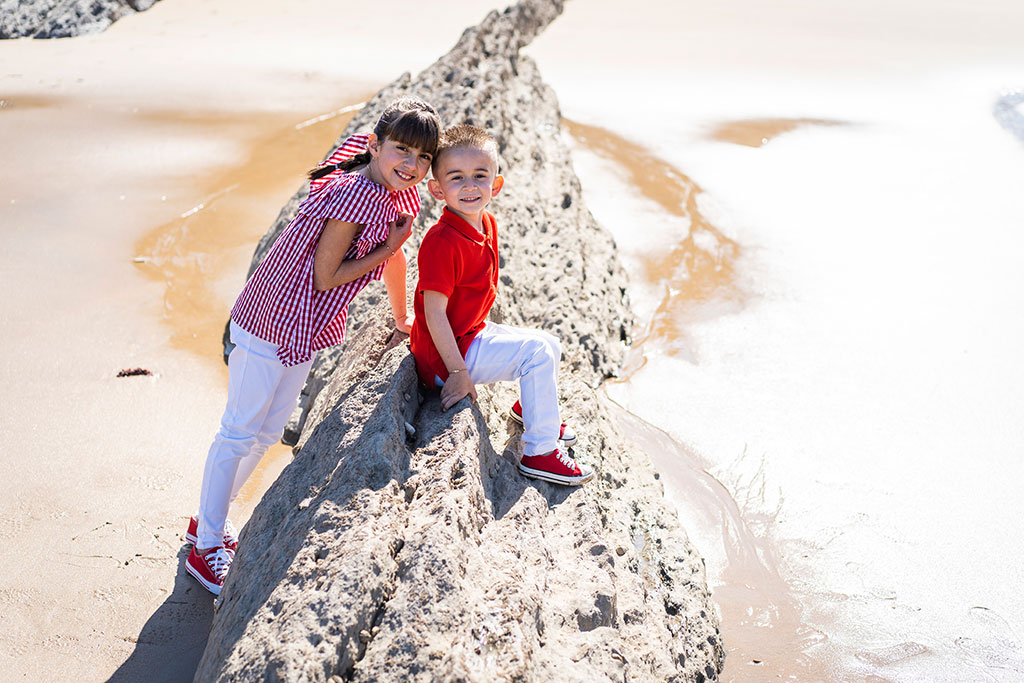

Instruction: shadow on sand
[107,545,214,683]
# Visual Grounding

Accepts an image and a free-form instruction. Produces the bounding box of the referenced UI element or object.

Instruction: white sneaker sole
[508,407,578,448]
[185,560,223,596]
[518,463,595,486]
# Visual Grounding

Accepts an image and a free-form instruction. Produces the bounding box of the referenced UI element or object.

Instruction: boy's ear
[491,175,504,197]
[427,178,445,201]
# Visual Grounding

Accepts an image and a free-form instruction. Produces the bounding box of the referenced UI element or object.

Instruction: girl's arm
[422,290,477,411]
[382,249,412,333]
[313,214,413,292]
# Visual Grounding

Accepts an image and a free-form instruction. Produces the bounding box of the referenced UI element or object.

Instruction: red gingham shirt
[230,134,420,366]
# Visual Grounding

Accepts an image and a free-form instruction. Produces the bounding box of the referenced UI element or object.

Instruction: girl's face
[367,134,434,192]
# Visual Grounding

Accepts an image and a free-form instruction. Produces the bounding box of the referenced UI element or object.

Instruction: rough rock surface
[0,0,159,39]
[197,1,725,681]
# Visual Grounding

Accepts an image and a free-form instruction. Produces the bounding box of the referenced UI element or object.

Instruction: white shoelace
[555,449,578,470]
[223,519,239,547]
[205,548,233,580]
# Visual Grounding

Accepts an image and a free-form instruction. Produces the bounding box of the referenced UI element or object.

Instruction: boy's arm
[382,248,412,333]
[422,290,477,411]
[313,214,413,291]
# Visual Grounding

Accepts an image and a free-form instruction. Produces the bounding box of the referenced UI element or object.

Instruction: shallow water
[536,2,1024,676]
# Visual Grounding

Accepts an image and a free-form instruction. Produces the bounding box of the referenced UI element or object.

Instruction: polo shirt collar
[440,207,490,245]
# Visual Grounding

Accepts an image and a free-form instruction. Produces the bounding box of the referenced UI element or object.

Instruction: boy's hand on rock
[386,213,414,252]
[440,372,476,411]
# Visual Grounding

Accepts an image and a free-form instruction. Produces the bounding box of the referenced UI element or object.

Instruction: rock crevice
[196,1,724,680]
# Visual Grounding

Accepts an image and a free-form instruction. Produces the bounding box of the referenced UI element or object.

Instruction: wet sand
[532,1,1024,680]
[569,120,825,680]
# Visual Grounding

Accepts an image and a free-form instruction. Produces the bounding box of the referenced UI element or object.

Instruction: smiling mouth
[394,169,415,182]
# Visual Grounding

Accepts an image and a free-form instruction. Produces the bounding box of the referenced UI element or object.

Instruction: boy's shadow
[107,545,214,683]
[489,435,575,519]
[425,392,575,520]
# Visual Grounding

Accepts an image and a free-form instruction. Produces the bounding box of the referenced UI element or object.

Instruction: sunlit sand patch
[132,104,364,363]
[131,103,367,505]
[564,120,742,364]
[708,118,846,148]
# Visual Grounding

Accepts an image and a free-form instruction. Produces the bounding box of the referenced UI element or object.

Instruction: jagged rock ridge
[196,1,724,681]
[0,0,160,39]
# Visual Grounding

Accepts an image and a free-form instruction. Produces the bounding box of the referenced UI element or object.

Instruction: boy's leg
[196,322,297,550]
[464,323,561,456]
[227,354,313,504]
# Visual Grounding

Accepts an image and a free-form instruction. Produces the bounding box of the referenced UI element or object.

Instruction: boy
[409,124,594,486]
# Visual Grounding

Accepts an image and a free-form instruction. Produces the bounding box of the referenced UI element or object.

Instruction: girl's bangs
[387,111,440,156]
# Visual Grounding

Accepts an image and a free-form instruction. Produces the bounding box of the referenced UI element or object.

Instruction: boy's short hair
[431,124,500,174]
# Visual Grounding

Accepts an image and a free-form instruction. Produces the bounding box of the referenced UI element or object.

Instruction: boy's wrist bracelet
[448,369,467,374]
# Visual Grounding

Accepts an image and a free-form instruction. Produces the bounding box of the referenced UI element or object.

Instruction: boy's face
[427,146,503,223]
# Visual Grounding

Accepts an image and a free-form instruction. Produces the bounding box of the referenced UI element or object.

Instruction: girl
[185,97,441,596]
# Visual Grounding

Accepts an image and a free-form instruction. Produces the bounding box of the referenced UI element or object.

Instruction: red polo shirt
[410,207,499,386]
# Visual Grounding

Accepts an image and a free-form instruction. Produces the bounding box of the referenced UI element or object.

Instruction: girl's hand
[440,371,477,411]
[385,213,414,253]
[394,313,413,334]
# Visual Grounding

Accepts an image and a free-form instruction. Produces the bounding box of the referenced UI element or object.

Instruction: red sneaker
[508,400,577,447]
[184,516,238,552]
[185,546,233,596]
[519,448,594,486]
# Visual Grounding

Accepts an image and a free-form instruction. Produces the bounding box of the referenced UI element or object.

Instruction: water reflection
[564,120,742,361]
[707,118,846,148]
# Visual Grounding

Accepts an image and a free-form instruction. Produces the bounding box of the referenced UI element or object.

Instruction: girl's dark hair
[307,97,441,181]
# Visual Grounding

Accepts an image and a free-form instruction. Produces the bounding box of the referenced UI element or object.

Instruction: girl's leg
[463,323,561,455]
[227,354,313,504]
[196,321,300,549]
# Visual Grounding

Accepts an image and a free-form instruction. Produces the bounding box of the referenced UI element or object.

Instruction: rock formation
[196,1,725,680]
[0,0,160,39]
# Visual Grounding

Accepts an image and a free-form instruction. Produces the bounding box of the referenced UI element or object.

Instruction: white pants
[196,320,313,549]
[441,322,562,456]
